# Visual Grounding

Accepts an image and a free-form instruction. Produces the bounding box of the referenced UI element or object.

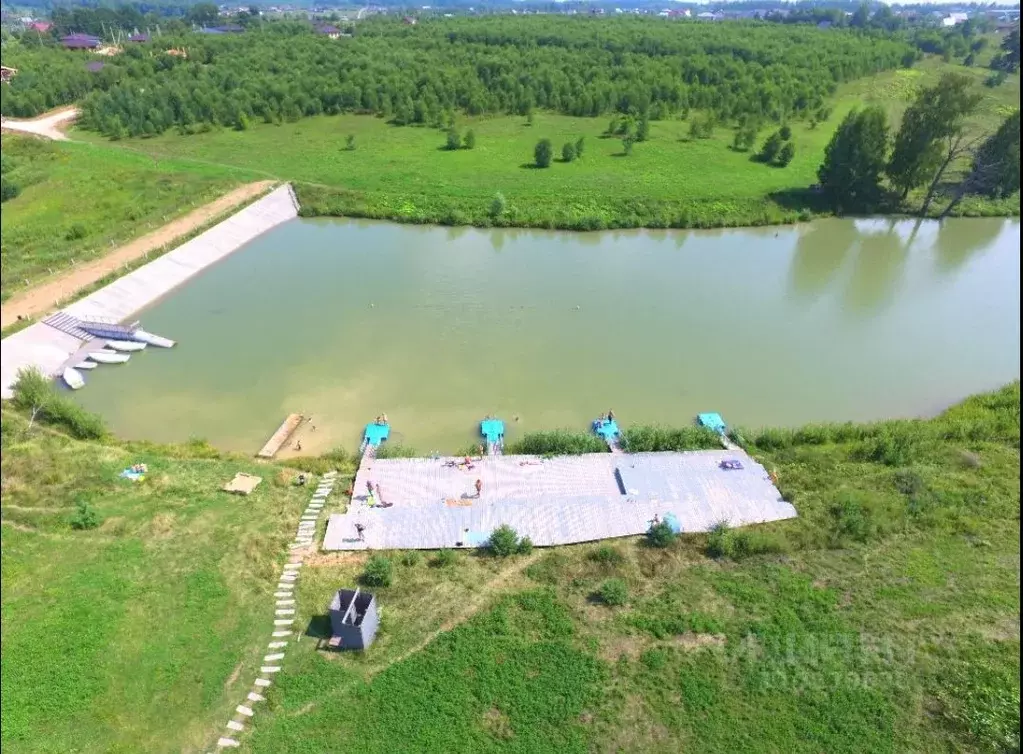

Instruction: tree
[732,124,757,152]
[463,129,476,150]
[779,124,792,141]
[534,138,553,168]
[575,136,585,158]
[646,520,676,548]
[991,28,1020,73]
[757,131,785,162]
[622,135,635,156]
[777,141,796,167]
[186,2,219,27]
[526,110,535,126]
[817,106,890,211]
[345,134,356,151]
[445,127,461,151]
[940,109,1021,218]
[636,113,650,142]
[487,524,521,556]
[887,74,982,201]
[562,142,576,162]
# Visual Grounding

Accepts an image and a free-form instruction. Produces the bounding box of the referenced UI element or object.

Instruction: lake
[74,217,1021,455]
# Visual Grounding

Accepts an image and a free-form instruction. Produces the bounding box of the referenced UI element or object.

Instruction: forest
[2,16,916,137]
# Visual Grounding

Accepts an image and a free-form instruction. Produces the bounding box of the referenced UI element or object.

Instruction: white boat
[62,367,85,390]
[106,339,147,352]
[89,351,130,364]
[75,361,98,370]
[133,329,175,348]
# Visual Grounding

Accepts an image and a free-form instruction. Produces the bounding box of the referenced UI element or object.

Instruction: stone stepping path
[215,471,339,749]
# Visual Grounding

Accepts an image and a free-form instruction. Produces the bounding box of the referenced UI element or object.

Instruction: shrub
[646,520,676,548]
[757,131,784,162]
[517,536,534,555]
[706,521,732,558]
[574,136,585,157]
[489,191,507,218]
[399,551,422,567]
[488,524,521,557]
[622,425,721,452]
[622,135,635,155]
[562,142,576,162]
[830,493,876,543]
[361,555,393,587]
[11,368,106,439]
[345,134,356,151]
[445,127,461,151]
[463,129,476,149]
[599,578,629,606]
[779,124,792,141]
[706,521,786,559]
[505,430,606,456]
[590,544,624,566]
[534,138,553,168]
[0,175,20,203]
[70,500,100,530]
[432,548,457,567]
[65,223,87,241]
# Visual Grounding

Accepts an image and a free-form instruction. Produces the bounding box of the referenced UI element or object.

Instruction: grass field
[3,383,1016,753]
[0,136,240,300]
[73,58,1020,231]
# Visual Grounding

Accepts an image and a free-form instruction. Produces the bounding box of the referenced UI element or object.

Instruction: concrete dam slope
[1,184,299,399]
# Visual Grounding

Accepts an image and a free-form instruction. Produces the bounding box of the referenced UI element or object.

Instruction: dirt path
[0,181,276,328]
[1,107,80,141]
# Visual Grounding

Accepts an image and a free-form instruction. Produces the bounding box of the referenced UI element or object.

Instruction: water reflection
[933,218,1006,275]
[843,219,909,315]
[789,220,858,299]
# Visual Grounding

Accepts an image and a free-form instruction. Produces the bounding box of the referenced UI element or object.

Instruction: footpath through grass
[75,58,1019,231]
[0,136,241,300]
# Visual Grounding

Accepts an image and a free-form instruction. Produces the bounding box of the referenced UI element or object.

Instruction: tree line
[816,73,1019,217]
[3,16,913,137]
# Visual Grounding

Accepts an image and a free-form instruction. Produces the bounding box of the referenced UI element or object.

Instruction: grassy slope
[248,385,1015,754]
[74,58,1019,230]
[0,410,355,753]
[0,385,1018,752]
[0,136,240,299]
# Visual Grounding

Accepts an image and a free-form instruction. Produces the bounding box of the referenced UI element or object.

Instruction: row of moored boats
[62,339,150,390]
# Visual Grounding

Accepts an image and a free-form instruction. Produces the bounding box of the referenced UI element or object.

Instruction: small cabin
[328,587,379,650]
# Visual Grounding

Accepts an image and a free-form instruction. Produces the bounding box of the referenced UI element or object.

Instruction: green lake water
[74,217,1021,456]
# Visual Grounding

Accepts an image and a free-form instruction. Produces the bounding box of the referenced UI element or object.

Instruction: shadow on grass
[305,614,332,641]
[767,186,831,214]
[518,163,546,170]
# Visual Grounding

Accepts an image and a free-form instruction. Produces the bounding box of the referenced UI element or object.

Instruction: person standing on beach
[475,478,483,498]
[366,480,375,506]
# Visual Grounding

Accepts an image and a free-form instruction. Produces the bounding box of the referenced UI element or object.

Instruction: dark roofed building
[316,24,342,39]
[85,61,106,73]
[62,34,101,50]
[128,33,149,43]
[328,587,379,650]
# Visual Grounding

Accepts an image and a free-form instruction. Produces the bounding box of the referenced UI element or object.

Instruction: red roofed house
[27,20,52,33]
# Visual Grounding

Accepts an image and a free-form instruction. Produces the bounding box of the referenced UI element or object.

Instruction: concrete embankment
[0,184,299,398]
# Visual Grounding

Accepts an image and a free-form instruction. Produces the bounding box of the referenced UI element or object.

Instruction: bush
[431,548,457,567]
[489,191,507,218]
[574,136,585,157]
[463,129,476,149]
[399,551,422,567]
[361,555,393,587]
[70,500,100,530]
[345,134,356,151]
[646,520,676,548]
[590,544,624,566]
[445,127,461,151]
[707,521,787,560]
[562,142,576,162]
[11,368,106,439]
[599,578,629,606]
[622,135,635,155]
[757,131,784,162]
[488,524,521,557]
[622,425,721,452]
[65,223,87,241]
[830,493,876,543]
[779,124,792,141]
[534,138,553,168]
[0,175,20,203]
[517,536,534,555]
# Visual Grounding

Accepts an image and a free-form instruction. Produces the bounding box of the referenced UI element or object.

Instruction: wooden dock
[257,413,304,458]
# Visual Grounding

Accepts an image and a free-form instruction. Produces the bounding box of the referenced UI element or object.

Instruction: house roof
[28,20,52,32]
[316,24,341,34]
[62,35,101,49]
[129,33,149,42]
